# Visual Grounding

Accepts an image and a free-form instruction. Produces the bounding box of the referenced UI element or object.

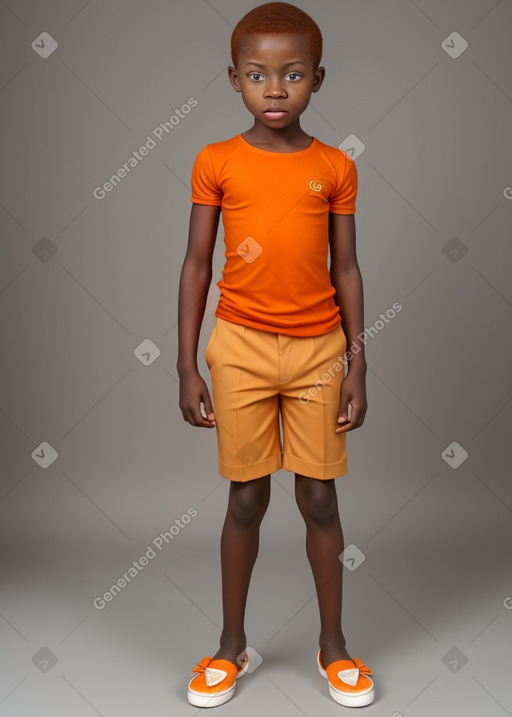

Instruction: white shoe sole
[317,651,374,707]
[187,654,249,708]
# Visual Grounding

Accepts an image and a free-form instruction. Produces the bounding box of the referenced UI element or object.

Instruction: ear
[312,66,325,93]
[228,65,242,93]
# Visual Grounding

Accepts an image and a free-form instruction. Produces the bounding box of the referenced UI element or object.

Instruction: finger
[183,405,204,427]
[192,400,215,428]
[347,404,363,428]
[199,411,216,428]
[335,423,351,433]
[353,403,368,428]
[195,404,215,428]
[201,390,215,424]
[181,399,213,428]
[337,397,351,425]
[335,400,351,433]
[335,404,365,432]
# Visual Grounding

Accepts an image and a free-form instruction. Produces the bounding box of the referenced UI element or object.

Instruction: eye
[286,73,302,81]
[248,72,264,81]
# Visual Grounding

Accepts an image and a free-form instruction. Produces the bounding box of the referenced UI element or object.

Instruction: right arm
[176,202,221,428]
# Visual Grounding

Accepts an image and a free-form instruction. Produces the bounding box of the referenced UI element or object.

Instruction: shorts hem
[219,454,282,482]
[282,454,348,480]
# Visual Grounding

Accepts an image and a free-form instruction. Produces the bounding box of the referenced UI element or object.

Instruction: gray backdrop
[1,1,511,715]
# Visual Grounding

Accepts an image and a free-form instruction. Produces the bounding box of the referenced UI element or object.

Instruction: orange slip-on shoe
[187,650,249,708]
[317,650,374,707]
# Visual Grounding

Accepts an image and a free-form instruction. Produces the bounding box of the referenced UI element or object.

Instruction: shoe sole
[317,652,374,707]
[187,655,249,708]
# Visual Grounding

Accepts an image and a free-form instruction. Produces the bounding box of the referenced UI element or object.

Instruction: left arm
[329,212,368,433]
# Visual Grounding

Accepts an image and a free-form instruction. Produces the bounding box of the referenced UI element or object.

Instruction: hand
[335,369,367,433]
[178,368,216,428]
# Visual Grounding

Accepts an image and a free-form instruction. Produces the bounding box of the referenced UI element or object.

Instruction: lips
[264,108,288,120]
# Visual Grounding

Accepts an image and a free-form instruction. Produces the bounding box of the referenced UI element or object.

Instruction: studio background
[1,1,511,715]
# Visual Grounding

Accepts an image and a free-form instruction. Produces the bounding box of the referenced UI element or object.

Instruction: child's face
[229,33,324,130]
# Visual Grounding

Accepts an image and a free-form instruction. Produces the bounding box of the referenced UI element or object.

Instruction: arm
[177,202,221,428]
[329,212,368,433]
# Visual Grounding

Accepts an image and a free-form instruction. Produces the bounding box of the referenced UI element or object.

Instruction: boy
[177,2,374,708]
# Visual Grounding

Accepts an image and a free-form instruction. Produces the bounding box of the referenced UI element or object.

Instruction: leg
[212,474,271,665]
[295,473,352,666]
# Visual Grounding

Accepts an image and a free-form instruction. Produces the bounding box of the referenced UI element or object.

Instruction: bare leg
[211,474,271,665]
[295,473,352,667]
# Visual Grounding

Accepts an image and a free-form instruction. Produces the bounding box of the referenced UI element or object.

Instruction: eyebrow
[245,61,306,68]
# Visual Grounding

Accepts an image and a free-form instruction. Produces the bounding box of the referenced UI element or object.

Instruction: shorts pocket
[338,324,347,356]
[205,323,218,368]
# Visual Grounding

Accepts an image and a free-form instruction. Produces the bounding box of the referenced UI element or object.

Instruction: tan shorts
[205,317,348,481]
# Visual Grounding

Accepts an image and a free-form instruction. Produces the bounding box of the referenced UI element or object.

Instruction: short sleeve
[329,153,358,214]
[190,145,222,206]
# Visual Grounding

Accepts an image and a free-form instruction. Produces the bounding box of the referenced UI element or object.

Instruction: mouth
[263,108,288,120]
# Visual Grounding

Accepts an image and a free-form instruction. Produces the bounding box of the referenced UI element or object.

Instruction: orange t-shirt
[190,133,358,337]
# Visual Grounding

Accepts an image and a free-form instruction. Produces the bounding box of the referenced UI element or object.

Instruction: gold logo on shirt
[309,179,322,192]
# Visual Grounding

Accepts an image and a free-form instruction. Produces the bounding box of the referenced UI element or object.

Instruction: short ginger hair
[231,2,323,71]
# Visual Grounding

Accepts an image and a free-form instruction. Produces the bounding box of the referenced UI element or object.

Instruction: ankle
[219,632,246,649]
[319,632,346,648]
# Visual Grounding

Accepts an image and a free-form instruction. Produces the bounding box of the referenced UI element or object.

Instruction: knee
[228,477,270,527]
[295,477,338,527]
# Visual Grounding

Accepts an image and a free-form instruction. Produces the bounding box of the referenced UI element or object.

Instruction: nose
[264,74,286,98]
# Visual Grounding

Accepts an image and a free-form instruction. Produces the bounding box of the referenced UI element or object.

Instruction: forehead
[238,33,312,65]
